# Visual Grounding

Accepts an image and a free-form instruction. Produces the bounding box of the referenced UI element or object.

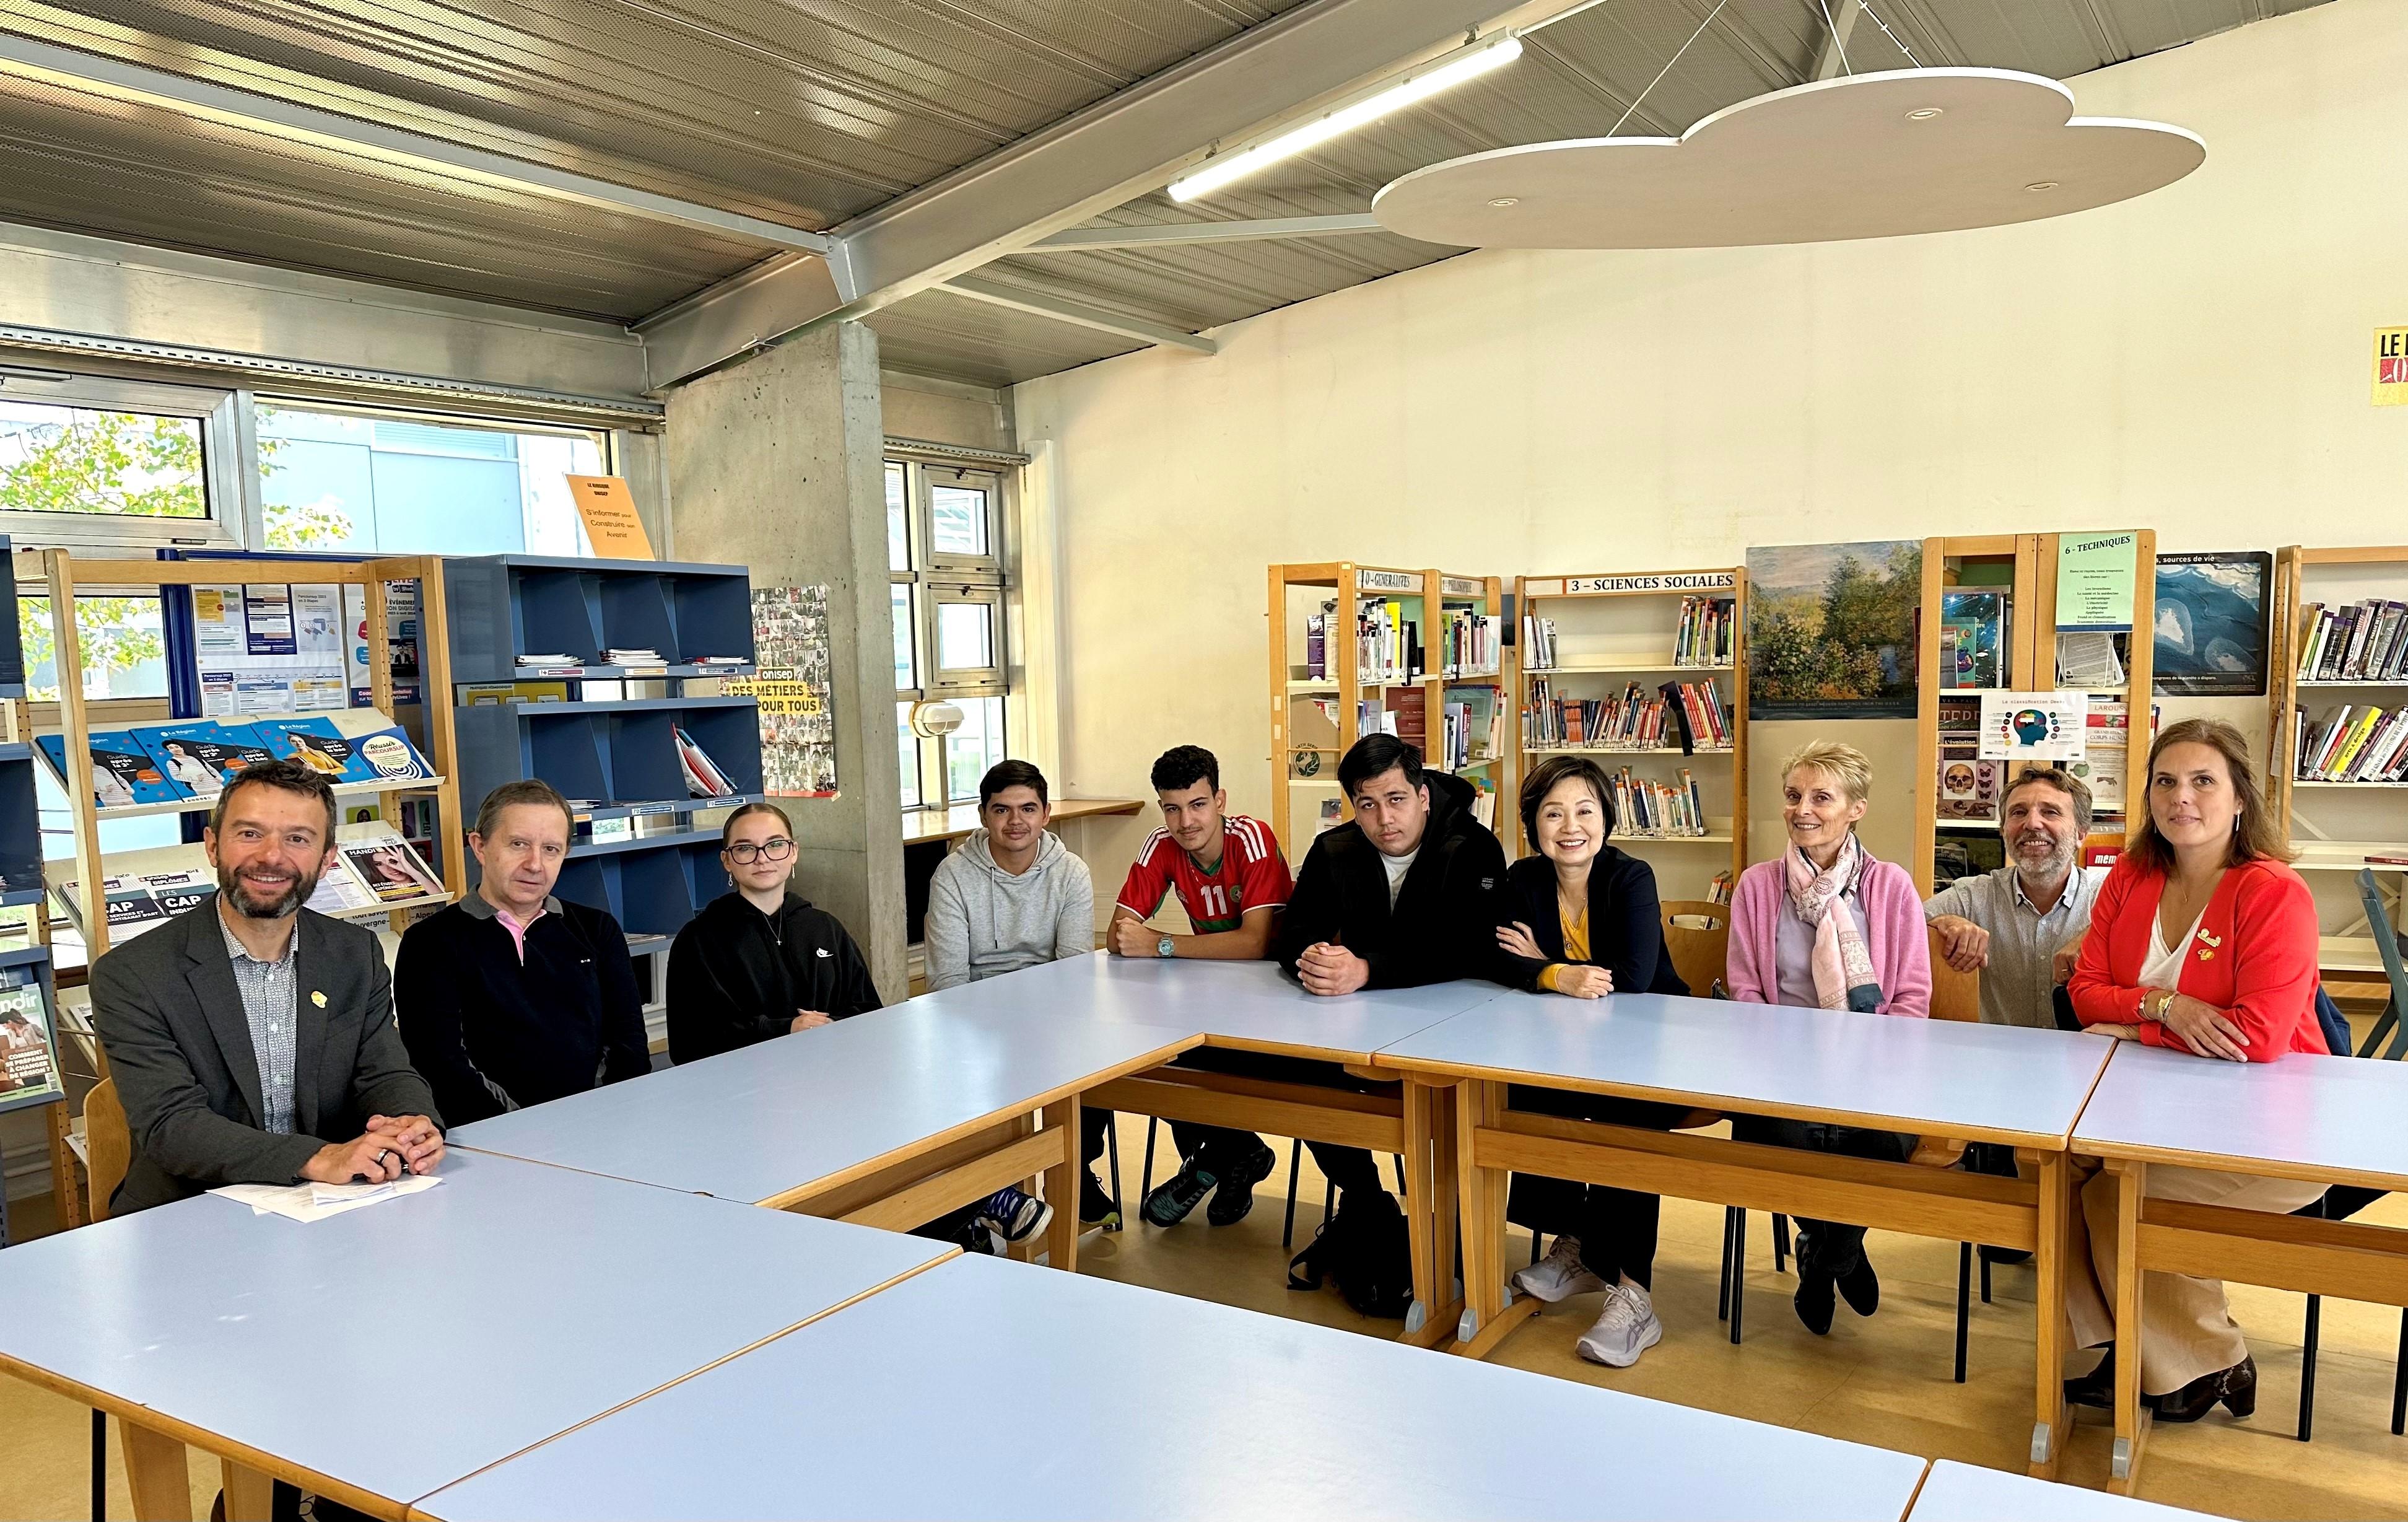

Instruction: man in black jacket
[1280,733,1506,997]
[396,779,648,1125]
[1275,734,1506,1239]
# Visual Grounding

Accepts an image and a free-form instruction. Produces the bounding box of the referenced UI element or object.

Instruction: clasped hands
[303,1113,443,1185]
[1296,940,1370,997]
[1497,921,1613,999]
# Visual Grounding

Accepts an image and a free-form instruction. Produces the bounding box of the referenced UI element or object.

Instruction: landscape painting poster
[2153,551,2273,696]
[1745,540,1924,720]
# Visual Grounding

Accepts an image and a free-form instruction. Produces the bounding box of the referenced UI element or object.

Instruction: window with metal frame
[0,372,243,551]
[889,456,1008,808]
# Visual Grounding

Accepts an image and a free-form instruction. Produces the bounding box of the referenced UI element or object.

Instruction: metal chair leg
[1980,1249,1992,1304]
[1281,1139,1304,1248]
[91,1408,104,1522]
[1728,1207,1747,1344]
[1138,1117,1158,1210]
[1718,1207,1734,1321]
[1532,1230,1545,1266]
[1104,1117,1123,1233]
[1955,1242,1972,1384]
[2300,1293,2321,1441]
[1322,1175,1335,1223]
[1772,1212,1791,1275]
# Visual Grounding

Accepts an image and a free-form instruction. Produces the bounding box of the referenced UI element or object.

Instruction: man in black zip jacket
[396,779,649,1126]
[666,801,883,1064]
[1275,734,1506,1235]
[1280,733,1507,999]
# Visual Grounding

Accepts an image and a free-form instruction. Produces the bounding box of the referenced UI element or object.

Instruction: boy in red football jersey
[1110,745,1298,1227]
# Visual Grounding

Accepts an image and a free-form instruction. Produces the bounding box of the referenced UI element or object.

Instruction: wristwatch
[1156,935,1176,960]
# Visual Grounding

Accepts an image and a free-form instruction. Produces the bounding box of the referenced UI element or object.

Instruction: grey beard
[2012,842,2076,887]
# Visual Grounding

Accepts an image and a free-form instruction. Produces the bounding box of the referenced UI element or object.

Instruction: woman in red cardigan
[2061,718,2326,1424]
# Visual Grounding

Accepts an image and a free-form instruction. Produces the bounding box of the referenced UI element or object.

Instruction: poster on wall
[2152,551,2272,696]
[1743,540,1923,720]
[728,585,837,797]
[2054,533,2139,632]
[192,580,395,714]
[1978,691,2088,763]
[2376,326,2408,407]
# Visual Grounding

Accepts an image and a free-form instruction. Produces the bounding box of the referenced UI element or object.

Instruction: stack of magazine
[56,826,445,941]
[39,710,433,809]
[0,962,60,1111]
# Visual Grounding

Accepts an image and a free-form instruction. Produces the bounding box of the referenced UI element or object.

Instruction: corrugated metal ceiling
[0,0,2340,382]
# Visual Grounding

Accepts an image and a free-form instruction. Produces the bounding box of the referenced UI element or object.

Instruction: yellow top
[1537,906,1588,993]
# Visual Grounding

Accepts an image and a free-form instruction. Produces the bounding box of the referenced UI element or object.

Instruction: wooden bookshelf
[1913,532,2157,895]
[1266,564,1502,850]
[1512,567,1745,898]
[2267,545,2408,979]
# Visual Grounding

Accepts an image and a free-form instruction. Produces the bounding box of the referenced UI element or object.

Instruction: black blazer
[90,902,440,1214]
[1277,770,1507,990]
[1491,849,1689,996]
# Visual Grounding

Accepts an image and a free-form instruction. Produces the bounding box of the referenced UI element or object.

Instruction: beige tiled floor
[5,1118,2405,1521]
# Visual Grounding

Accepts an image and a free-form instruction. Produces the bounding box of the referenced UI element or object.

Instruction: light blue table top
[453,996,1196,1203]
[417,1253,1931,1522]
[2072,1042,2408,1189]
[0,1150,950,1510]
[1908,1461,2227,1521]
[922,953,1507,1061]
[1379,990,2118,1147]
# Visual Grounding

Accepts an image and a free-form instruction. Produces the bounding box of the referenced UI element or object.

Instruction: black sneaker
[1080,1171,1120,1231]
[1204,1141,1279,1227]
[1794,1269,1836,1335]
[1143,1153,1219,1227]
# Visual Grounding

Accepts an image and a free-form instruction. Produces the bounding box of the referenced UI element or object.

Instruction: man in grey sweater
[923,759,1114,1222]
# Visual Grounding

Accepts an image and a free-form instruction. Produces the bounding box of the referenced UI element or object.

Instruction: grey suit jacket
[91,901,440,1214]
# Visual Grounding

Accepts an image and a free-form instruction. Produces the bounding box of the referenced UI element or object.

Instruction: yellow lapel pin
[310,990,328,1008]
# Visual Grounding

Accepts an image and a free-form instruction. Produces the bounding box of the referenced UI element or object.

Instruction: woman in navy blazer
[1490,755,1689,1368]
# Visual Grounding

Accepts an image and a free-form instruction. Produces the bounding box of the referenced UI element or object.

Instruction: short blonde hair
[1780,740,1874,805]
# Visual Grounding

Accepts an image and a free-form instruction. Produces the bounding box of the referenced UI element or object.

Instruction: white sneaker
[1512,1235,1607,1304]
[1576,1281,1663,1368]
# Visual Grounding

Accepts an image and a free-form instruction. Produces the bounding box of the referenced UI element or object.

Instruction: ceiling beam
[937,276,1217,355]
[1026,214,1385,252]
[637,0,1590,389]
[0,32,835,258]
[1811,0,1864,81]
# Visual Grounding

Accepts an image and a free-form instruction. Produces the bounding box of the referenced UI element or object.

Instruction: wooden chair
[1660,899,1730,1000]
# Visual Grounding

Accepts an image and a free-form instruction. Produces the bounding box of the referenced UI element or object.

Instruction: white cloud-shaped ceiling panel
[1372,69,2204,250]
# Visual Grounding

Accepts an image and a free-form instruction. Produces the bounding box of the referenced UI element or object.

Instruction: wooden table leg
[2022,1147,2070,1480]
[118,1417,191,1522]
[2108,1157,2152,1495]
[1039,1093,1080,1275]
[1399,1077,1464,1349]
[1450,1078,1537,1359]
[220,1458,275,1521]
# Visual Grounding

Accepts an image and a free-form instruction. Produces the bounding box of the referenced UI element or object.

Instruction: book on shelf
[2295,703,2408,782]
[1440,684,1502,769]
[674,725,741,798]
[0,962,61,1110]
[1382,688,1429,754]
[1672,596,1737,667]
[1522,615,1558,671]
[1355,596,1420,683]
[1521,679,1729,753]
[1939,590,2010,689]
[2298,598,2408,683]
[1304,611,1328,680]
[1610,765,1711,838]
[1935,695,2000,822]
[462,681,570,706]
[1706,870,1733,906]
[1438,608,1498,678]
[135,721,277,800]
[37,731,184,807]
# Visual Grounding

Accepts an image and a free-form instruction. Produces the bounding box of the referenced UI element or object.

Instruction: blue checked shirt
[220,913,299,1135]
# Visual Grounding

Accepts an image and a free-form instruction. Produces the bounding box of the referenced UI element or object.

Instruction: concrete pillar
[664,322,907,1000]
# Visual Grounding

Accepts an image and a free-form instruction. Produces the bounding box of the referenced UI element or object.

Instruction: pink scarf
[1783,836,1882,1013]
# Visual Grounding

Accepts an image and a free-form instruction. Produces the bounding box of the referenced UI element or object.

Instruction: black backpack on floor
[1287,1191,1413,1319]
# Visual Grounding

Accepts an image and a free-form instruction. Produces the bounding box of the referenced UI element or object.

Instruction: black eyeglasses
[726,837,795,864]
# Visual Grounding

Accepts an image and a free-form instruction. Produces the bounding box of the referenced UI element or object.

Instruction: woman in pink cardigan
[1725,740,1931,1336]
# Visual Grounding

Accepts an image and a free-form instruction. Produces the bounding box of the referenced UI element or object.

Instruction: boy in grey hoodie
[923,759,1115,1222]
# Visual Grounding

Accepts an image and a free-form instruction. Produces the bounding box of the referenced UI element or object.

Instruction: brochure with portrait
[133,722,278,800]
[38,732,190,807]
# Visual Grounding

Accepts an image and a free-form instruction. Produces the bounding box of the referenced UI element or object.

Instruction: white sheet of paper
[212,1173,442,1223]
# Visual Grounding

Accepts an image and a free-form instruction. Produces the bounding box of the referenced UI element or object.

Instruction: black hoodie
[1277,769,1507,989]
[666,891,883,1065]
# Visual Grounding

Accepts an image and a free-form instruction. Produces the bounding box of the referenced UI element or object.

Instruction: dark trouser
[1161,1045,1385,1202]
[1082,1105,1111,1170]
[1504,1087,1686,1290]
[1733,1116,1914,1277]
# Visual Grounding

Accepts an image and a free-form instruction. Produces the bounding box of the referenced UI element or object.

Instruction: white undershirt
[2139,904,2207,992]
[1381,847,1418,909]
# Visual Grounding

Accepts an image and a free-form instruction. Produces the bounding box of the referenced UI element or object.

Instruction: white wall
[1015,0,2408,901]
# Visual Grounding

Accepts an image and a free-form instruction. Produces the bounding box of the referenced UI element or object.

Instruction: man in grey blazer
[92,758,445,1214]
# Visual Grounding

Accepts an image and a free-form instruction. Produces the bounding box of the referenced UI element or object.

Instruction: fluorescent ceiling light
[1169,35,1522,203]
